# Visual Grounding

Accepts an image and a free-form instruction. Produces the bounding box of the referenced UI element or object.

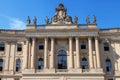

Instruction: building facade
[0,3,120,80]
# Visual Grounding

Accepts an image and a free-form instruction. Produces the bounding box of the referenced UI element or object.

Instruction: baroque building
[0,3,120,80]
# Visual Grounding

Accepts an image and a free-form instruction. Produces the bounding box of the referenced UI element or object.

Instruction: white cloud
[9,17,26,30]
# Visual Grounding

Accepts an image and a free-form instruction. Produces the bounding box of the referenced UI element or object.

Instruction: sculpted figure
[27,16,31,25]
[45,16,49,24]
[33,16,37,25]
[74,16,78,24]
[93,15,96,24]
[86,16,90,24]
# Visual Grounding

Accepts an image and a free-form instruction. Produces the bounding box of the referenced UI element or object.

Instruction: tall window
[106,59,112,72]
[39,42,44,50]
[104,42,109,51]
[0,59,3,71]
[38,58,44,69]
[0,43,5,51]
[80,41,86,49]
[81,57,88,69]
[17,44,22,51]
[16,59,21,72]
[57,50,67,69]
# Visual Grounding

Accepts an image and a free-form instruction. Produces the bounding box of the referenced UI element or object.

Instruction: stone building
[0,3,120,80]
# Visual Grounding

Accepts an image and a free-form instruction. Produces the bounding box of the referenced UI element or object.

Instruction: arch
[106,59,112,72]
[38,58,44,69]
[57,50,67,69]
[81,57,88,69]
[16,59,21,72]
[0,59,3,71]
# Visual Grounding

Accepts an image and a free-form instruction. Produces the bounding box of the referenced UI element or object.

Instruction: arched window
[16,59,21,72]
[104,42,109,51]
[80,41,86,49]
[57,50,67,69]
[38,58,44,69]
[0,59,3,71]
[106,59,112,72]
[81,57,88,69]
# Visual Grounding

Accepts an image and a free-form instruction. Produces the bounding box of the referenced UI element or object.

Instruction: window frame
[80,41,87,49]
[16,59,21,72]
[104,42,109,51]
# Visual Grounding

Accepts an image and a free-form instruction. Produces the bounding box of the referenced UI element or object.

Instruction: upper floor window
[57,50,67,69]
[80,41,86,49]
[106,59,112,72]
[38,58,44,69]
[16,59,21,72]
[17,44,22,51]
[104,42,109,51]
[39,42,44,50]
[0,43,5,51]
[0,59,3,71]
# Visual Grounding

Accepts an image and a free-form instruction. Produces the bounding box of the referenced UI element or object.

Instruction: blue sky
[0,0,120,30]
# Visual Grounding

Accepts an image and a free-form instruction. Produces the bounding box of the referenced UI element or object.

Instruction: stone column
[44,37,48,69]
[4,42,10,71]
[9,41,16,72]
[23,39,29,69]
[31,38,36,69]
[95,37,101,68]
[76,37,80,68]
[88,37,93,68]
[50,38,54,68]
[69,37,73,68]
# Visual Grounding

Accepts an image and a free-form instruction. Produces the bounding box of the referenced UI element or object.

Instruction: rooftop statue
[51,3,72,24]
[86,16,90,24]
[33,16,37,25]
[45,16,49,24]
[74,16,78,24]
[27,16,31,25]
[93,15,96,24]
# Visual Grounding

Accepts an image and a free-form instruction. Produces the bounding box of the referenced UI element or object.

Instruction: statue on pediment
[51,3,72,24]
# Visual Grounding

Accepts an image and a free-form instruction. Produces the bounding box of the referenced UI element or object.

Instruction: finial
[33,16,37,25]
[86,16,90,24]
[93,15,97,24]
[74,16,78,24]
[27,16,31,25]
[45,16,49,24]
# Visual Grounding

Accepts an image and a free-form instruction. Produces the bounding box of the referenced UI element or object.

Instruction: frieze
[26,31,98,37]
[0,37,27,42]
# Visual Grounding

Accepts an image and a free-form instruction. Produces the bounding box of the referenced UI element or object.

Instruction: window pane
[81,41,86,49]
[57,50,67,69]
[104,43,109,51]
[0,59,3,71]
[17,44,22,51]
[16,59,21,72]
[38,58,44,69]
[39,42,44,50]
[0,43,5,51]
